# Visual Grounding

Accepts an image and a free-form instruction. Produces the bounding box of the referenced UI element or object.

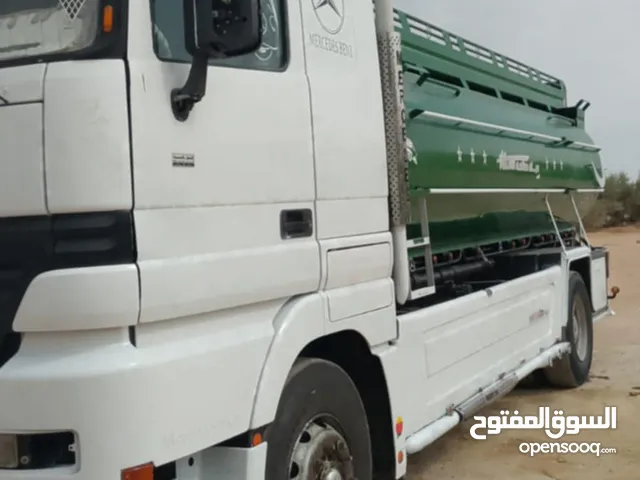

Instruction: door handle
[280,209,313,239]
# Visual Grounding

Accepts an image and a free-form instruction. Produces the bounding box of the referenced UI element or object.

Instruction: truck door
[126,0,321,322]
[298,0,389,242]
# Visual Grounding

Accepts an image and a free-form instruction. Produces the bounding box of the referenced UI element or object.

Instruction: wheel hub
[289,419,355,480]
[324,469,343,480]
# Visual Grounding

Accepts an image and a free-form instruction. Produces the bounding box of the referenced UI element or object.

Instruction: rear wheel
[265,358,372,480]
[544,271,593,387]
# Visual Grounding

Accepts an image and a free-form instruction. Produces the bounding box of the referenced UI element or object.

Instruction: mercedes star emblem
[312,0,345,35]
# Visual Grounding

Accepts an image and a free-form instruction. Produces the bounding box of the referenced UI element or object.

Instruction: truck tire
[544,271,593,387]
[265,358,372,480]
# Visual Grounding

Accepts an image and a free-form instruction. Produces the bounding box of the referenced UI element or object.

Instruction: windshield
[0,0,110,63]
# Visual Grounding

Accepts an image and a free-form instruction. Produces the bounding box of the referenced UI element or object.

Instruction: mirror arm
[170,51,210,122]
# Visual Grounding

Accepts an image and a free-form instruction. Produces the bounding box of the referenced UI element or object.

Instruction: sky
[394,0,638,178]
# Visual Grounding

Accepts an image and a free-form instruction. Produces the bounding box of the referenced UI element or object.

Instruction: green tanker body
[391,10,605,295]
[397,10,604,192]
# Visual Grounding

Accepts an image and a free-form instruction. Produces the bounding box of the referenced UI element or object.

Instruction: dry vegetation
[583,172,640,229]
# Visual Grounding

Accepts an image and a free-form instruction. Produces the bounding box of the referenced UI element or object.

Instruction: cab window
[150,0,287,71]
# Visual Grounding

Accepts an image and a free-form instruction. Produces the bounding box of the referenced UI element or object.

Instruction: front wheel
[265,358,372,480]
[544,271,594,387]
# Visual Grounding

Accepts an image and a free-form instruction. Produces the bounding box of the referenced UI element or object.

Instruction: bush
[583,171,640,230]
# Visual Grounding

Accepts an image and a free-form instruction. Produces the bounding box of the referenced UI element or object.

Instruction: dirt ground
[408,226,640,480]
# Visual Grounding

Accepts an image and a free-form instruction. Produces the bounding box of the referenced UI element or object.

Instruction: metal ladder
[406,195,436,300]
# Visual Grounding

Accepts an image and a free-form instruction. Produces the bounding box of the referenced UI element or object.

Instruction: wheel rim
[572,293,589,362]
[289,416,355,480]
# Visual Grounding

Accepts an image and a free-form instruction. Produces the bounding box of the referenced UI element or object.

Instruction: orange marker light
[251,432,263,447]
[103,5,114,33]
[121,463,153,480]
[395,417,404,437]
[397,451,404,464]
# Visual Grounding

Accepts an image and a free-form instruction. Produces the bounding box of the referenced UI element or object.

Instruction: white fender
[249,293,326,429]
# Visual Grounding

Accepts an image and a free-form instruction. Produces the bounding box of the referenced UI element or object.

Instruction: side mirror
[184,0,262,58]
[171,0,262,122]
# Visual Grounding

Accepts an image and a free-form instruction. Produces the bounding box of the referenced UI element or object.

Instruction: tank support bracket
[545,192,591,253]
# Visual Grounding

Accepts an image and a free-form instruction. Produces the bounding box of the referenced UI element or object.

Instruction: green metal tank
[395,10,604,258]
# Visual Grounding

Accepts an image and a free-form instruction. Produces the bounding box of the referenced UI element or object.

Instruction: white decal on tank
[496,151,540,177]
[590,162,606,188]
[406,137,418,165]
[456,146,463,163]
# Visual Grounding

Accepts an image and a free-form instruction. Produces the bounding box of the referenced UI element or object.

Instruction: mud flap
[590,247,609,317]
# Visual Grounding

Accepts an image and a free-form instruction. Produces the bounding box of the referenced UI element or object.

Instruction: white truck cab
[0,1,615,479]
